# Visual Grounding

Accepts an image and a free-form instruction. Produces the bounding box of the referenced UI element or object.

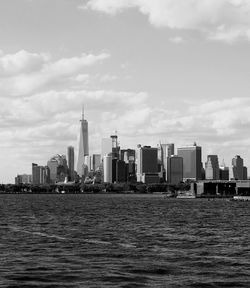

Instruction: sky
[1,0,250,183]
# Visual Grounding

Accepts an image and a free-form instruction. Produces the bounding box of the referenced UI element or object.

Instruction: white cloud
[83,0,250,42]
[0,51,110,96]
[99,74,118,82]
[0,50,50,76]
[169,36,184,44]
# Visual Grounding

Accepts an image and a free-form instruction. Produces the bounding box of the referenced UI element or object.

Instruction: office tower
[121,149,135,163]
[44,166,50,184]
[92,154,101,171]
[112,159,117,182]
[47,154,67,183]
[232,155,244,180]
[243,166,248,180]
[101,138,113,158]
[15,174,32,185]
[67,146,74,181]
[121,149,136,180]
[177,143,202,181]
[47,158,58,183]
[39,166,45,184]
[32,164,46,185]
[158,143,175,181]
[205,155,220,180]
[116,160,126,182]
[137,146,159,184]
[110,134,120,159]
[167,155,183,185]
[103,155,112,183]
[32,163,40,184]
[77,106,89,176]
[84,155,92,173]
[219,166,229,180]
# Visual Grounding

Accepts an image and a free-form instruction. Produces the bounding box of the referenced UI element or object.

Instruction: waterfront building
[116,160,126,182]
[136,146,159,184]
[112,159,117,182]
[120,149,136,180]
[103,155,112,183]
[47,158,58,183]
[44,166,50,184]
[92,154,101,171]
[205,155,220,180]
[177,143,202,181]
[32,163,47,185]
[32,163,40,185]
[15,174,32,185]
[167,155,183,185]
[67,146,74,181]
[219,165,229,180]
[110,134,120,159]
[84,155,92,173]
[243,166,248,180]
[121,149,135,163]
[158,143,175,182]
[77,106,89,176]
[47,154,68,183]
[232,155,244,180]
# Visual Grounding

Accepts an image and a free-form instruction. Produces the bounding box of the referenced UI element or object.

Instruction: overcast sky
[1,0,250,183]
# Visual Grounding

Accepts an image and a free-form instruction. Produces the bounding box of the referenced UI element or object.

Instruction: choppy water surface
[0,194,249,287]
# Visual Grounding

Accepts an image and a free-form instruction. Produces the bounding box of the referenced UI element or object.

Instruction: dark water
[0,194,249,288]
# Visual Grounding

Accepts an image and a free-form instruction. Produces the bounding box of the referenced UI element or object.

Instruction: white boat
[233,196,250,201]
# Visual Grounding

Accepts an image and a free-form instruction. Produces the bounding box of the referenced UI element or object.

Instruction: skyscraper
[177,143,202,181]
[47,154,68,183]
[136,146,159,184]
[158,143,175,181]
[205,155,220,180]
[32,163,40,184]
[77,106,89,176]
[92,154,101,171]
[167,155,183,185]
[232,155,244,180]
[103,155,112,183]
[67,146,74,181]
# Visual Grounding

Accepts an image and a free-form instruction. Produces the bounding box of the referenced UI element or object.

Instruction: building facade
[205,155,220,180]
[167,155,183,185]
[103,155,112,183]
[177,143,202,181]
[67,146,74,181]
[77,107,89,176]
[232,155,244,180]
[136,146,159,184]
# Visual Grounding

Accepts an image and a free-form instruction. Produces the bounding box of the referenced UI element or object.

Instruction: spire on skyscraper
[77,105,89,176]
[81,104,84,121]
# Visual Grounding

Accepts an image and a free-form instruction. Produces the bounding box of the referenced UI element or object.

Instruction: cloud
[0,50,50,76]
[169,36,184,44]
[82,0,250,42]
[0,50,110,96]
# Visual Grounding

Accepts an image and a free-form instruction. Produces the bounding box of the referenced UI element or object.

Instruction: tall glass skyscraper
[177,143,202,181]
[67,146,74,181]
[77,106,89,176]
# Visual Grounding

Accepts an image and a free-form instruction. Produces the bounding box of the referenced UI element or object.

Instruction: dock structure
[195,180,250,197]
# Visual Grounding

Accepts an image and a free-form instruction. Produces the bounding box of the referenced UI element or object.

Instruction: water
[0,194,249,287]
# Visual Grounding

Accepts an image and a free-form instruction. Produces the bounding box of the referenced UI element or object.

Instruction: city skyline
[1,0,250,183]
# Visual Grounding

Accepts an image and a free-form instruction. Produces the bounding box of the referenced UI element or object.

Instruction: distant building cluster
[15,107,248,185]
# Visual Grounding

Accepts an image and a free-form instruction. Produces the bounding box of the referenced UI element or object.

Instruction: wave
[8,226,67,241]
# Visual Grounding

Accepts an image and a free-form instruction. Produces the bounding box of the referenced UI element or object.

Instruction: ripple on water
[0,194,249,287]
